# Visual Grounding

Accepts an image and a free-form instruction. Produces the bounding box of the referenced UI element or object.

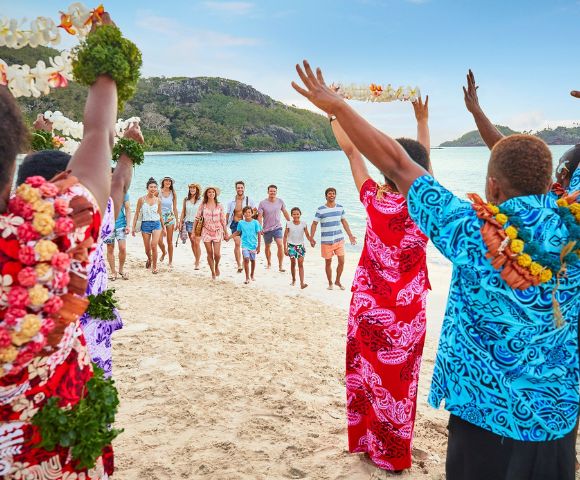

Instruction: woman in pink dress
[196,186,227,279]
[330,98,432,472]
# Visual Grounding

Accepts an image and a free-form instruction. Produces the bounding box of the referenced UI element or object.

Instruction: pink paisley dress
[347,179,430,471]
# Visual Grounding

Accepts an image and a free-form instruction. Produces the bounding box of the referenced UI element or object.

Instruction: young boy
[231,206,262,284]
[283,207,316,289]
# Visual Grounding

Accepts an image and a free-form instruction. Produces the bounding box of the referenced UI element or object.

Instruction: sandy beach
[108,235,453,479]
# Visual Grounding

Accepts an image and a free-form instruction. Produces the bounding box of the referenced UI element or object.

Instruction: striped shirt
[314,204,345,245]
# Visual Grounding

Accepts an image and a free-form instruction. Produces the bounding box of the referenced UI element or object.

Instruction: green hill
[2,46,337,152]
[441,124,580,147]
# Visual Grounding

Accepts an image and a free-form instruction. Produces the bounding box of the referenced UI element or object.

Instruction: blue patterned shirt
[407,174,580,441]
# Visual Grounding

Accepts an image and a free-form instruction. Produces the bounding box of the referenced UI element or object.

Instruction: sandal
[119,272,129,280]
[108,273,117,281]
[145,259,151,269]
[152,269,159,274]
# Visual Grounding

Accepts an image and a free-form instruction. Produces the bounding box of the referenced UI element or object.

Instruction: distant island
[440,124,580,147]
[3,46,338,153]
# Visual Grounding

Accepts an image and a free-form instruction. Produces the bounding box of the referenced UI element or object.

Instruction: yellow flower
[505,226,518,240]
[35,263,53,281]
[517,254,532,267]
[21,314,41,337]
[510,239,524,254]
[495,213,508,225]
[540,269,553,283]
[556,198,569,207]
[32,200,55,216]
[575,213,580,223]
[0,346,18,362]
[529,262,543,276]
[34,239,58,261]
[11,332,29,346]
[32,212,55,235]
[28,285,49,307]
[569,203,580,215]
[16,184,41,203]
[487,204,499,215]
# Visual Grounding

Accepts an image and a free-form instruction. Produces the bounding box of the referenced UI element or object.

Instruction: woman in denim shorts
[132,177,164,274]
[179,182,202,269]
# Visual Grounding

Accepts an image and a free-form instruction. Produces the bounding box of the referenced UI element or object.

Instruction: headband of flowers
[0,3,105,98]
[0,175,97,377]
[334,83,421,103]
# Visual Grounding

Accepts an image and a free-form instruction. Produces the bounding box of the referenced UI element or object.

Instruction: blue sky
[4,0,580,144]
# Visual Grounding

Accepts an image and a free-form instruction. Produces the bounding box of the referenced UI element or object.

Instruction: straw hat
[202,186,221,197]
[188,182,202,193]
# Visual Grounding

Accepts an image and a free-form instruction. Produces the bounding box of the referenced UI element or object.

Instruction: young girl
[196,186,227,280]
[283,207,315,289]
[133,177,164,274]
[158,176,179,267]
[180,182,202,269]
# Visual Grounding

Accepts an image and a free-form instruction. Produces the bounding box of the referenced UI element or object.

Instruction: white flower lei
[43,110,141,154]
[0,3,100,98]
[335,83,421,103]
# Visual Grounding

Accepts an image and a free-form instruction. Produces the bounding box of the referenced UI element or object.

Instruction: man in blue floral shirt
[292,61,580,480]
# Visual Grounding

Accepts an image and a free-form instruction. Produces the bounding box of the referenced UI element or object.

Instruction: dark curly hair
[555,144,580,189]
[383,138,430,191]
[489,135,552,196]
[0,87,28,192]
[16,150,71,186]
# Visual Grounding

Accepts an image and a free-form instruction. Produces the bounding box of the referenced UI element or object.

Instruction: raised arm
[463,69,504,150]
[292,61,427,196]
[67,14,118,213]
[572,90,580,99]
[111,122,143,218]
[412,95,431,154]
[331,117,370,192]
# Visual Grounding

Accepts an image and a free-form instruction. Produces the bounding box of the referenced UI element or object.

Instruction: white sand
[110,234,453,479]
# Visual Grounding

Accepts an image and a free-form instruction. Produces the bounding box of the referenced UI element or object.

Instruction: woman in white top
[179,182,202,269]
[283,207,316,289]
[132,177,165,274]
[158,176,179,268]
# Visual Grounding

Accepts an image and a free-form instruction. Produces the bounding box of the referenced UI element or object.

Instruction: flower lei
[0,175,93,377]
[470,191,580,325]
[0,4,106,98]
[112,138,145,166]
[32,111,141,155]
[334,83,421,103]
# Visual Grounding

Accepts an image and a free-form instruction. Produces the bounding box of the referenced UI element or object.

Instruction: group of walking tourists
[0,7,579,480]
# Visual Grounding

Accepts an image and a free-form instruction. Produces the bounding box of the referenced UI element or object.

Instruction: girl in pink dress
[196,187,227,279]
[330,98,432,472]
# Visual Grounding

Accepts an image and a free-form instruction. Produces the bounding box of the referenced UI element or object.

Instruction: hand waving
[33,114,53,132]
[572,91,580,99]
[412,95,429,123]
[123,121,144,144]
[463,69,481,114]
[291,60,344,114]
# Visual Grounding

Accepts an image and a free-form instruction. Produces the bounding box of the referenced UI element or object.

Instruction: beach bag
[246,196,259,220]
[194,205,204,237]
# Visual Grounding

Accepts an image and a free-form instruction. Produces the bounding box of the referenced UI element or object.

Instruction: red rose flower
[53,198,71,216]
[43,295,63,314]
[39,182,59,198]
[40,317,55,335]
[18,246,37,266]
[17,267,37,287]
[25,176,46,187]
[4,308,26,326]
[52,271,70,290]
[54,217,74,235]
[17,222,40,243]
[7,286,29,308]
[51,252,70,272]
[0,327,10,348]
[8,196,34,220]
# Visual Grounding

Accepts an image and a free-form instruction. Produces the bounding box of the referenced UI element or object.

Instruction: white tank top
[141,199,160,221]
[185,200,198,222]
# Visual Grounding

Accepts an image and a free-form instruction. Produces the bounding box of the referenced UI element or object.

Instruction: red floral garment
[0,183,114,479]
[347,179,430,471]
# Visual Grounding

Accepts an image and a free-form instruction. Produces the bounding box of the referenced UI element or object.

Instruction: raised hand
[463,69,481,114]
[572,91,580,99]
[33,114,53,132]
[412,95,429,123]
[291,60,344,114]
[123,121,144,144]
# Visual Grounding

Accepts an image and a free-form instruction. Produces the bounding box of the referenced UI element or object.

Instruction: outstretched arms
[292,61,427,196]
[412,95,431,153]
[463,69,504,150]
[330,117,370,192]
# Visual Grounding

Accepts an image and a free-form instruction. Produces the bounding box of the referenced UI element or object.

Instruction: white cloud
[203,2,255,15]
[505,110,579,132]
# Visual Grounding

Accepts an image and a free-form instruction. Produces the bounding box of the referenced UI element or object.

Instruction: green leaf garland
[72,25,142,110]
[30,130,56,151]
[86,288,119,321]
[32,365,123,470]
[112,138,145,166]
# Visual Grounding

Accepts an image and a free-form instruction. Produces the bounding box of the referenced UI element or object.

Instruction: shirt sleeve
[359,178,377,207]
[256,221,262,233]
[570,166,580,191]
[258,201,264,215]
[237,222,242,232]
[314,208,321,222]
[407,175,480,264]
[341,206,346,219]
[280,199,286,210]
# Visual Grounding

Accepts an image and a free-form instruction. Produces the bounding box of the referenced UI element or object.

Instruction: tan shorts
[321,240,345,259]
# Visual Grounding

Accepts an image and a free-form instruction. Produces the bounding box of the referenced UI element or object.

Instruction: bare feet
[335,282,345,290]
[279,267,286,273]
[237,266,243,273]
[160,252,166,262]
[215,265,220,277]
[145,259,151,269]
[291,280,296,286]
[152,268,158,274]
[301,283,308,289]
[327,284,333,290]
[244,279,250,284]
[266,263,271,269]
[194,262,200,270]
[251,276,255,281]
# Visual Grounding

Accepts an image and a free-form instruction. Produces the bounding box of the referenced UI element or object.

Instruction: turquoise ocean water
[127,146,574,261]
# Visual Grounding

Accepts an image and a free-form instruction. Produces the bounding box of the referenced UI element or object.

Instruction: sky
[3,0,580,144]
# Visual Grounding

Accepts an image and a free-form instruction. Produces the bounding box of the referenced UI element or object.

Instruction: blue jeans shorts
[104,227,127,244]
[185,221,194,233]
[242,248,257,261]
[263,227,283,245]
[141,220,162,234]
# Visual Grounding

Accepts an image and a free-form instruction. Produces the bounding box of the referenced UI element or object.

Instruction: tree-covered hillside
[2,46,337,152]
[441,124,580,146]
